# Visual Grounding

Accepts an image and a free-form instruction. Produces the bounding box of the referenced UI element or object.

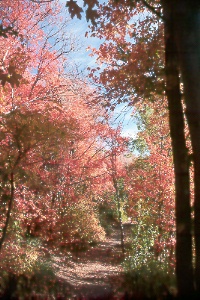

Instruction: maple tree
[2,0,200,297]
[0,0,69,248]
[102,125,130,255]
[66,0,200,297]
[126,96,175,269]
[0,1,133,297]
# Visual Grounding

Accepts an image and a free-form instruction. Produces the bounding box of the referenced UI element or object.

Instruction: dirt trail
[53,227,125,299]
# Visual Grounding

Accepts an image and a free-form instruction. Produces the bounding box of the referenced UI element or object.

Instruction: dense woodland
[0,0,200,299]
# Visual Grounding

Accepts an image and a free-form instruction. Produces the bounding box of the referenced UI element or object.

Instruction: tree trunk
[162,0,194,296]
[113,178,125,255]
[0,172,15,251]
[116,191,125,256]
[1,273,18,300]
[170,0,200,293]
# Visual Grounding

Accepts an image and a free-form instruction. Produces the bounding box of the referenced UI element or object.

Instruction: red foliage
[0,0,129,254]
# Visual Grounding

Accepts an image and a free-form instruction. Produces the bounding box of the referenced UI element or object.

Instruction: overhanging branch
[141,0,164,20]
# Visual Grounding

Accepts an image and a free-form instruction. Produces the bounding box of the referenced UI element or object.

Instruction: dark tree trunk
[169,0,200,293]
[0,172,15,251]
[1,273,18,300]
[162,0,194,296]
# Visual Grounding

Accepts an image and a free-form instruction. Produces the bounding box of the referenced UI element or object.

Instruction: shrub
[123,258,176,299]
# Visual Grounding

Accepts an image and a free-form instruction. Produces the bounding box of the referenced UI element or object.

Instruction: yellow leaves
[0,238,41,276]
[60,199,105,243]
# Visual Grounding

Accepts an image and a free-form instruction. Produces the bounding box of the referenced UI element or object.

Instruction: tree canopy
[1,0,200,298]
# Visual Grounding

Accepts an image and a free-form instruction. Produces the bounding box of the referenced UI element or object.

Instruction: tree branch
[141,0,164,20]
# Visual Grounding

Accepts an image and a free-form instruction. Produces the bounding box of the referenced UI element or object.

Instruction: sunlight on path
[53,228,124,299]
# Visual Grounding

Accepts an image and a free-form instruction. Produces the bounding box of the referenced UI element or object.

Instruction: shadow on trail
[53,226,124,299]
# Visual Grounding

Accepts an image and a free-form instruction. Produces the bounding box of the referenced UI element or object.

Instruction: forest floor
[52,226,127,299]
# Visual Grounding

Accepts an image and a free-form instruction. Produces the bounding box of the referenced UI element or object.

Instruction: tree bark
[170,0,200,293]
[162,0,194,296]
[0,172,15,250]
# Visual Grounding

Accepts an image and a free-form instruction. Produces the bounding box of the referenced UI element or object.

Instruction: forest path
[53,227,125,299]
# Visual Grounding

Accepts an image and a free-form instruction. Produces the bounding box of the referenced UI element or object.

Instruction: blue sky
[58,0,138,140]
